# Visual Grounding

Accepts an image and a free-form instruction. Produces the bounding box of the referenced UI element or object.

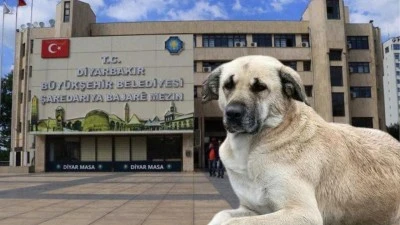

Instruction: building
[383,37,400,126]
[10,0,385,172]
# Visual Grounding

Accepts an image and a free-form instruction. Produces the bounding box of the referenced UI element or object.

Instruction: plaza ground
[0,172,238,225]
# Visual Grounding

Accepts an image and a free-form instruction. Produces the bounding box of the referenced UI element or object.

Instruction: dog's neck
[224,132,253,173]
[263,100,299,136]
[262,100,320,145]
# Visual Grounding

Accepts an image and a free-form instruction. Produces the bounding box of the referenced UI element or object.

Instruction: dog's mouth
[223,115,260,134]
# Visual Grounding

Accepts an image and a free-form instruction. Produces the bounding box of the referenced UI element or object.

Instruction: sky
[0,0,399,77]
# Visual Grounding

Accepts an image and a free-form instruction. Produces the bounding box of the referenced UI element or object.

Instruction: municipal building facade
[10,0,385,172]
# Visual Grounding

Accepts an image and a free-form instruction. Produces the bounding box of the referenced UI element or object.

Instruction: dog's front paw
[208,211,233,225]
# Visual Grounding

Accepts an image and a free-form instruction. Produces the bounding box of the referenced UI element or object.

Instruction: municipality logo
[165,36,184,55]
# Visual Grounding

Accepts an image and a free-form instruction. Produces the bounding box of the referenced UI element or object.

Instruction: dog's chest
[220,134,252,172]
[228,171,273,213]
[221,135,275,214]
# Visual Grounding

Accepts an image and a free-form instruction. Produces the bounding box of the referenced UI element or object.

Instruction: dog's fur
[202,55,400,225]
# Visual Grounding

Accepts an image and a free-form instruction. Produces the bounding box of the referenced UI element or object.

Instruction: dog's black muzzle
[224,102,259,134]
[225,102,246,124]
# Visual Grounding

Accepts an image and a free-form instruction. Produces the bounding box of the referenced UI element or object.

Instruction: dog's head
[202,55,308,134]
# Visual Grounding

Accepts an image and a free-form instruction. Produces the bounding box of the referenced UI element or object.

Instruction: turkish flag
[41,39,70,58]
[18,0,27,7]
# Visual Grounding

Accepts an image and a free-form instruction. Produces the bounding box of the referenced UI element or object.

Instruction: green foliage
[0,71,12,152]
[387,123,399,141]
[0,150,9,161]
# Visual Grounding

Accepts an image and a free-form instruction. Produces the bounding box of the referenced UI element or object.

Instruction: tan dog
[202,55,400,225]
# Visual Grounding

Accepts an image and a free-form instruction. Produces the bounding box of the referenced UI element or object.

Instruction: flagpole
[0,0,5,116]
[29,0,32,23]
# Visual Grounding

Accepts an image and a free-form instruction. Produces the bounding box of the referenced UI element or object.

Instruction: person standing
[207,143,216,176]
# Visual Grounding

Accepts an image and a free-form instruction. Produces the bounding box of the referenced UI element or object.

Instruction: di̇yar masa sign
[40,56,185,105]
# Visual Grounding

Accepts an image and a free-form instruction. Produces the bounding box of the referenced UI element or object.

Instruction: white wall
[81,136,95,161]
[131,136,146,160]
[115,136,130,161]
[383,39,400,126]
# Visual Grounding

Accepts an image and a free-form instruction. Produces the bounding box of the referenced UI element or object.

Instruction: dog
[202,55,400,225]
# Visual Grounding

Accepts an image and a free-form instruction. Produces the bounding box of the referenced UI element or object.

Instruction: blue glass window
[203,34,246,47]
[347,36,369,49]
[349,62,370,73]
[350,87,372,98]
[274,34,296,47]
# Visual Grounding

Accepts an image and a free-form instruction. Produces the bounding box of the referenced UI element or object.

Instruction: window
[274,34,295,47]
[29,66,32,77]
[28,90,31,101]
[303,61,311,71]
[329,49,342,61]
[347,36,369,49]
[282,61,297,71]
[21,43,25,57]
[19,93,23,104]
[26,152,30,164]
[147,135,182,161]
[47,137,81,163]
[17,122,22,133]
[397,71,400,76]
[330,66,343,86]
[350,87,372,98]
[352,117,373,128]
[252,34,272,47]
[396,63,400,69]
[304,85,313,97]
[301,34,309,43]
[193,35,196,47]
[202,34,246,47]
[332,93,345,116]
[327,0,340,19]
[395,53,400,60]
[203,61,227,71]
[194,86,198,98]
[393,44,400,50]
[20,69,24,80]
[63,1,70,22]
[30,39,34,54]
[385,46,389,53]
[348,62,370,73]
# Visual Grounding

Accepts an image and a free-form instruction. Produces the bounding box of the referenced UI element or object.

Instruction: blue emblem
[165,36,184,55]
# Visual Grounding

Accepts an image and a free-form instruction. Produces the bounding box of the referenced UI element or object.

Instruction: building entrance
[45,135,183,172]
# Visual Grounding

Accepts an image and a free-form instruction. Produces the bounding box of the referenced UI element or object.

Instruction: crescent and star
[48,43,61,54]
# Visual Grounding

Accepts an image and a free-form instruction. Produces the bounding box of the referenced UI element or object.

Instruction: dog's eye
[223,75,235,90]
[251,79,267,93]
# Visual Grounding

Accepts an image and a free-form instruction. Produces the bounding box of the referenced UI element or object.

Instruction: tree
[387,123,399,141]
[0,71,13,159]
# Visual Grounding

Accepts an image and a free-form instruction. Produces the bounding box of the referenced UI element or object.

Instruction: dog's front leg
[221,208,323,225]
[208,205,258,225]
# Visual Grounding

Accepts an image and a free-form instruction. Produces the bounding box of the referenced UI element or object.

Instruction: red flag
[18,0,27,7]
[41,39,70,58]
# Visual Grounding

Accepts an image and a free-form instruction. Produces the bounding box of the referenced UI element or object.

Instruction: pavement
[0,172,239,225]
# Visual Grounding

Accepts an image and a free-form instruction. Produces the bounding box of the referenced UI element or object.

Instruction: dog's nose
[225,103,246,121]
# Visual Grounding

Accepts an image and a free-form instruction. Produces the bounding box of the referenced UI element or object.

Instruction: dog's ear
[202,67,222,103]
[279,65,309,105]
